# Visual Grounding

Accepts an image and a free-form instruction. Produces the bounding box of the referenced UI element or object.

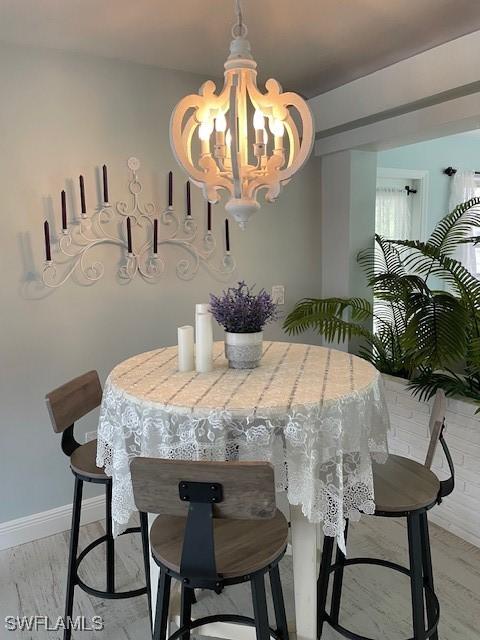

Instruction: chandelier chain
[232,0,247,38]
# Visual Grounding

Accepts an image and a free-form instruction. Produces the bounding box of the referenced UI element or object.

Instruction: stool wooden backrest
[424,389,447,470]
[130,458,276,520]
[46,370,103,434]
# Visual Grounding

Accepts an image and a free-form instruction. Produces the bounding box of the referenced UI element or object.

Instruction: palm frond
[427,197,480,255]
[387,239,480,307]
[402,292,468,369]
[358,235,405,285]
[409,369,480,408]
[283,297,374,336]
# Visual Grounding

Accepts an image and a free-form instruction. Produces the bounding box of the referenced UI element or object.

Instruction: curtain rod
[444,166,480,177]
[377,185,417,195]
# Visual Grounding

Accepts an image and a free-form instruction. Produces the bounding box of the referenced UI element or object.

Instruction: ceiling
[1,0,480,97]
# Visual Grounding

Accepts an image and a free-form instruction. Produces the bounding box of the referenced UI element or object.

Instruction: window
[474,179,480,274]
[375,184,412,240]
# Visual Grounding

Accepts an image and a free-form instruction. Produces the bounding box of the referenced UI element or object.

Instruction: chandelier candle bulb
[253,110,265,145]
[102,164,109,205]
[44,220,51,262]
[195,304,213,373]
[168,171,173,208]
[61,190,67,232]
[225,130,232,159]
[270,119,285,151]
[79,175,87,216]
[153,218,158,254]
[177,325,195,372]
[126,216,133,254]
[214,113,227,157]
[198,121,213,155]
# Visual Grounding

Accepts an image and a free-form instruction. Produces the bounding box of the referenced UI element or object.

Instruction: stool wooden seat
[372,455,440,513]
[150,509,288,579]
[70,439,108,479]
[131,457,290,640]
[45,371,148,640]
[318,389,455,640]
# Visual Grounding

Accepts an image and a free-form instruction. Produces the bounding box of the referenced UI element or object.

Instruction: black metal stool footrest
[166,614,282,640]
[75,526,147,600]
[321,557,440,640]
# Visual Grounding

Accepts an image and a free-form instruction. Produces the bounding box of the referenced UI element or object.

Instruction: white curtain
[375,187,411,240]
[448,170,478,275]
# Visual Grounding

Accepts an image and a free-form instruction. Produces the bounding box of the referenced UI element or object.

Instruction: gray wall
[0,43,321,523]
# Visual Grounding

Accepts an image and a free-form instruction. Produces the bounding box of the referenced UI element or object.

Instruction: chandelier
[170,0,314,228]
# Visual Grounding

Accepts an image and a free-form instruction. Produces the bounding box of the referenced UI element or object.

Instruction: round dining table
[97,341,390,640]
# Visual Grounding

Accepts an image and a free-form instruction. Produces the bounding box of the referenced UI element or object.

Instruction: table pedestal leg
[148,514,160,626]
[290,505,318,640]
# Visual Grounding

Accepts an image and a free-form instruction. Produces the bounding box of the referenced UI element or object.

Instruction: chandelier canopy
[170,0,314,228]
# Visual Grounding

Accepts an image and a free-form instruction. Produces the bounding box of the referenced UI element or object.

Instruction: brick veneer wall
[383,374,480,548]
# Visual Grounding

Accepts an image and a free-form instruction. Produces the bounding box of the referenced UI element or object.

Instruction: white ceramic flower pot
[224,331,263,369]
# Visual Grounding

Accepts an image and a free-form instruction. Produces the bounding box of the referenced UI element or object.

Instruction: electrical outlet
[85,431,97,443]
[271,285,285,305]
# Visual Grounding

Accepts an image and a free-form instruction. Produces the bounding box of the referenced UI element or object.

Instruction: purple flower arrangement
[210,281,278,334]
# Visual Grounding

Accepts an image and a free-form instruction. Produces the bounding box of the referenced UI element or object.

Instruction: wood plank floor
[0,515,479,639]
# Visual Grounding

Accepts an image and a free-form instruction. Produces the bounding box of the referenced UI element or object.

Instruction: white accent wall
[385,375,480,548]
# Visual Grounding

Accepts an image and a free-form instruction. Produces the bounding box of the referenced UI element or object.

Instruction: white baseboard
[0,495,105,552]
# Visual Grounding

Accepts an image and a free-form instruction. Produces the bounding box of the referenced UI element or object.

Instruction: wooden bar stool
[45,371,148,640]
[131,457,290,640]
[317,389,455,640]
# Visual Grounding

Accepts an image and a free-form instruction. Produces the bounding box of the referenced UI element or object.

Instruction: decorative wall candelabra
[41,157,235,288]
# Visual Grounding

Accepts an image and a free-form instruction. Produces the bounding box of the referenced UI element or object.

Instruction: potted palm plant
[284,197,480,408]
[210,281,278,369]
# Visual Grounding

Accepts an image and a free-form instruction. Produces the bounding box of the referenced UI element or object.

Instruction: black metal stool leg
[317,533,334,639]
[105,480,115,594]
[269,564,289,640]
[153,570,171,640]
[407,512,426,639]
[330,520,349,625]
[251,573,270,640]
[140,512,152,632]
[180,585,194,640]
[64,477,83,640]
[420,512,438,640]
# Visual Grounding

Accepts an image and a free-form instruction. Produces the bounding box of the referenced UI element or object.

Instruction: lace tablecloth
[97,341,389,551]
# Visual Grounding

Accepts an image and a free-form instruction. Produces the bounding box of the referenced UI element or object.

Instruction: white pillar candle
[177,325,194,372]
[195,304,213,373]
[195,303,209,336]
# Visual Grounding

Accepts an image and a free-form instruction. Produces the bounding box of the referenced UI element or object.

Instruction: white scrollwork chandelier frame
[170,0,314,229]
[42,157,236,288]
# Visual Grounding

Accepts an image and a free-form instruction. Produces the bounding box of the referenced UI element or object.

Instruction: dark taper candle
[186,181,191,216]
[126,217,133,253]
[61,190,67,230]
[225,218,230,252]
[153,218,158,254]
[168,171,173,207]
[79,175,86,214]
[207,202,212,231]
[102,164,109,203]
[44,221,51,261]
